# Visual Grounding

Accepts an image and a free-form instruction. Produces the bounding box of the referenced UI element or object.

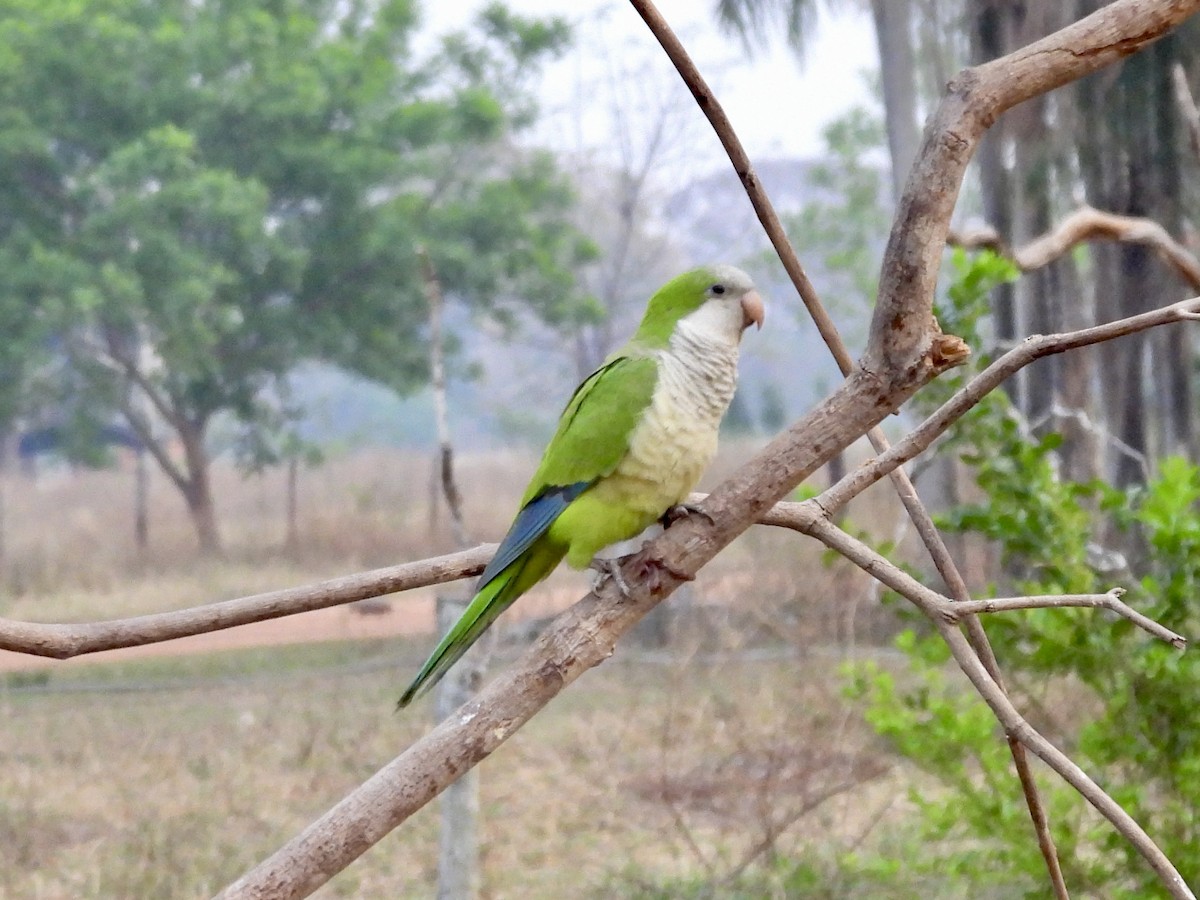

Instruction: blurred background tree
[0,0,591,553]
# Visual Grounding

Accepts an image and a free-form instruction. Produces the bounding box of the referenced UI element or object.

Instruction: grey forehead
[706,264,755,292]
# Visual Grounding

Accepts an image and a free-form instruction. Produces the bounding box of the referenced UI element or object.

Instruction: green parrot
[398,264,764,707]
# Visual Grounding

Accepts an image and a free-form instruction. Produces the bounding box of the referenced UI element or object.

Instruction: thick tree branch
[116,393,191,495]
[69,333,194,490]
[872,0,1198,374]
[949,206,1200,290]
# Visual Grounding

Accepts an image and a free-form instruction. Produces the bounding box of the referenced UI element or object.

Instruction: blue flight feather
[476,482,591,588]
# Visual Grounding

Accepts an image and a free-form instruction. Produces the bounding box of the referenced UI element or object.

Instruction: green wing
[521,352,659,505]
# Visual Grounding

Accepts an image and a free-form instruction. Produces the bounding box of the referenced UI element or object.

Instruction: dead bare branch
[625,0,845,372]
[949,206,1200,290]
[752,501,1187,646]
[0,546,493,659]
[955,591,1186,647]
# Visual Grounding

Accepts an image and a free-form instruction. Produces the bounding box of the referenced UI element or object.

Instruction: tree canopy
[0,0,592,550]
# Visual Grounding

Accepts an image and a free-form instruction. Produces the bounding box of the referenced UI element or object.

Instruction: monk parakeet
[398,264,764,707]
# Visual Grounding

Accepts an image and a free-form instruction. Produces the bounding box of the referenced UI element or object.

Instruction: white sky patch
[421,0,878,166]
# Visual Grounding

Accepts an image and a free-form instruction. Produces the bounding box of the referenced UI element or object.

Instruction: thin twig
[956,591,1187,648]
[754,500,1187,648]
[625,0,845,371]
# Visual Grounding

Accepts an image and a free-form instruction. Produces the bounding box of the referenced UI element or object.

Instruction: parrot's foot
[660,502,715,529]
[590,551,693,598]
[590,557,632,598]
[630,548,695,592]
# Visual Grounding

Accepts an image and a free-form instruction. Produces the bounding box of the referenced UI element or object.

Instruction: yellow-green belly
[548,366,724,570]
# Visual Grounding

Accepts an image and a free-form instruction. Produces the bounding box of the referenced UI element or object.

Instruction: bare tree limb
[0,547,493,658]
[954,591,1186,646]
[753,501,1186,647]
[949,205,1200,290]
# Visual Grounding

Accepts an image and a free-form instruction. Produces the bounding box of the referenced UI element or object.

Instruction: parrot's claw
[630,549,695,592]
[660,502,715,529]
[590,557,632,598]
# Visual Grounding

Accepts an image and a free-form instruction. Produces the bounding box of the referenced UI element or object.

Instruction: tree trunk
[1162,325,1194,457]
[285,455,299,553]
[1115,244,1152,487]
[134,446,149,552]
[870,0,920,204]
[1152,36,1194,458]
[0,428,13,570]
[1053,258,1099,483]
[970,0,1018,352]
[179,419,221,555]
[434,594,481,900]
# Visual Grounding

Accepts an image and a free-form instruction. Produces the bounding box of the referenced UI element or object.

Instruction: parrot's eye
[710,284,726,296]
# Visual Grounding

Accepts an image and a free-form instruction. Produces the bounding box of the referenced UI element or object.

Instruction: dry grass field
[0,445,932,898]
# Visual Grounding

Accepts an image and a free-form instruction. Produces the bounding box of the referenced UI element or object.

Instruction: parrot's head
[635,264,765,349]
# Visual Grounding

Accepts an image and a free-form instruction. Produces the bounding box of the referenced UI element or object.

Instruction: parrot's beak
[740,290,765,331]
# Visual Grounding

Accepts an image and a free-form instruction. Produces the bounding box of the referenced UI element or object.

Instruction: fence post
[434,593,481,900]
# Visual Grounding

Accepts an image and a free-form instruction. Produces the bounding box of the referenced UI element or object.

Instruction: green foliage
[0,0,591,542]
[847,251,1200,896]
[0,0,590,426]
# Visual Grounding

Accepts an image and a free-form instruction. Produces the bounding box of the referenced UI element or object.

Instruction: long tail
[397,542,562,709]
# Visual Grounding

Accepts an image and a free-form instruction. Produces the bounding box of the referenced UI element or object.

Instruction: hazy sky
[423,0,879,168]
